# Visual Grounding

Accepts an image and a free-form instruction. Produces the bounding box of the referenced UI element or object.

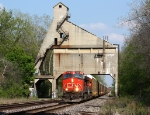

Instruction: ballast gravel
[52,96,109,115]
[2,103,58,114]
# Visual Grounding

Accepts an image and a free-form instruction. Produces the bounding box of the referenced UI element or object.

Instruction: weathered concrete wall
[53,52,118,77]
[56,21,115,47]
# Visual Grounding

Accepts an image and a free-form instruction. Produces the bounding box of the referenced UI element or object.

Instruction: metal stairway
[56,13,70,45]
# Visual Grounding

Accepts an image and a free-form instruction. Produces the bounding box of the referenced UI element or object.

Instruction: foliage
[6,47,35,84]
[0,81,30,98]
[0,8,51,98]
[93,75,107,86]
[0,9,16,57]
[57,76,62,97]
[110,80,115,97]
[0,8,51,59]
[0,97,39,104]
[119,0,150,104]
[39,80,51,98]
[0,58,31,98]
[99,97,150,115]
[12,10,51,60]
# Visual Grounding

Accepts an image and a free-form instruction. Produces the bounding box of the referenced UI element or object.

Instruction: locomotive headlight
[75,87,79,91]
[65,88,68,91]
[71,78,74,82]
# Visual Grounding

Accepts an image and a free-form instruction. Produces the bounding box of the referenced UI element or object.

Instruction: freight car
[62,71,108,102]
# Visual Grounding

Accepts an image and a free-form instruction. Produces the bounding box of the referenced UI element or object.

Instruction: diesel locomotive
[62,71,108,102]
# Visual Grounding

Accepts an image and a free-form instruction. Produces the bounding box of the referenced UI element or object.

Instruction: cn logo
[65,83,82,88]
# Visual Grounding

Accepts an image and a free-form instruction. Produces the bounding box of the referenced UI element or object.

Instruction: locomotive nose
[71,78,74,82]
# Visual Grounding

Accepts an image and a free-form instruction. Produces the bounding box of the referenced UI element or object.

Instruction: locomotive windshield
[63,73,83,79]
[74,74,82,79]
[64,74,73,79]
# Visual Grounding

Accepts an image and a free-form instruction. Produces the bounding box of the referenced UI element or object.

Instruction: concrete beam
[54,48,116,54]
[35,75,54,79]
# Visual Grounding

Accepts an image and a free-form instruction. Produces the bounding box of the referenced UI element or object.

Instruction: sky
[0,0,133,87]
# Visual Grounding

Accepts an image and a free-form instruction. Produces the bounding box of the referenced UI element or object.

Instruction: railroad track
[0,99,80,115]
[26,103,77,115]
[0,96,112,115]
[0,100,58,109]
[0,99,64,115]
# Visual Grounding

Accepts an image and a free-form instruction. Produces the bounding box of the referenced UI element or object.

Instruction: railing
[59,32,69,45]
[56,13,70,45]
[56,13,70,30]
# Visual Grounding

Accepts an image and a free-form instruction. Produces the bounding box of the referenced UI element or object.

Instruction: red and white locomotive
[62,71,108,102]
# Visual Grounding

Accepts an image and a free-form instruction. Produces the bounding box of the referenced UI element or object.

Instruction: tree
[93,75,107,86]
[0,9,51,59]
[0,9,51,98]
[11,10,52,60]
[119,0,150,103]
[6,47,35,84]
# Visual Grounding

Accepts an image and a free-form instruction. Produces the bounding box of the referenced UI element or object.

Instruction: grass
[98,96,150,115]
[0,97,40,104]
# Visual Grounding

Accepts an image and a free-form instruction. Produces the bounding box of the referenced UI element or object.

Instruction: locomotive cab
[62,71,84,92]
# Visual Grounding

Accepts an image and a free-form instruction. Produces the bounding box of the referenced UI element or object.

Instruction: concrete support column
[34,79,39,96]
[115,74,118,97]
[52,78,57,98]
[115,45,119,97]
[48,79,53,83]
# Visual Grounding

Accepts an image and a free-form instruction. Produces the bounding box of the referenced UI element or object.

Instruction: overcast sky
[0,0,134,86]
